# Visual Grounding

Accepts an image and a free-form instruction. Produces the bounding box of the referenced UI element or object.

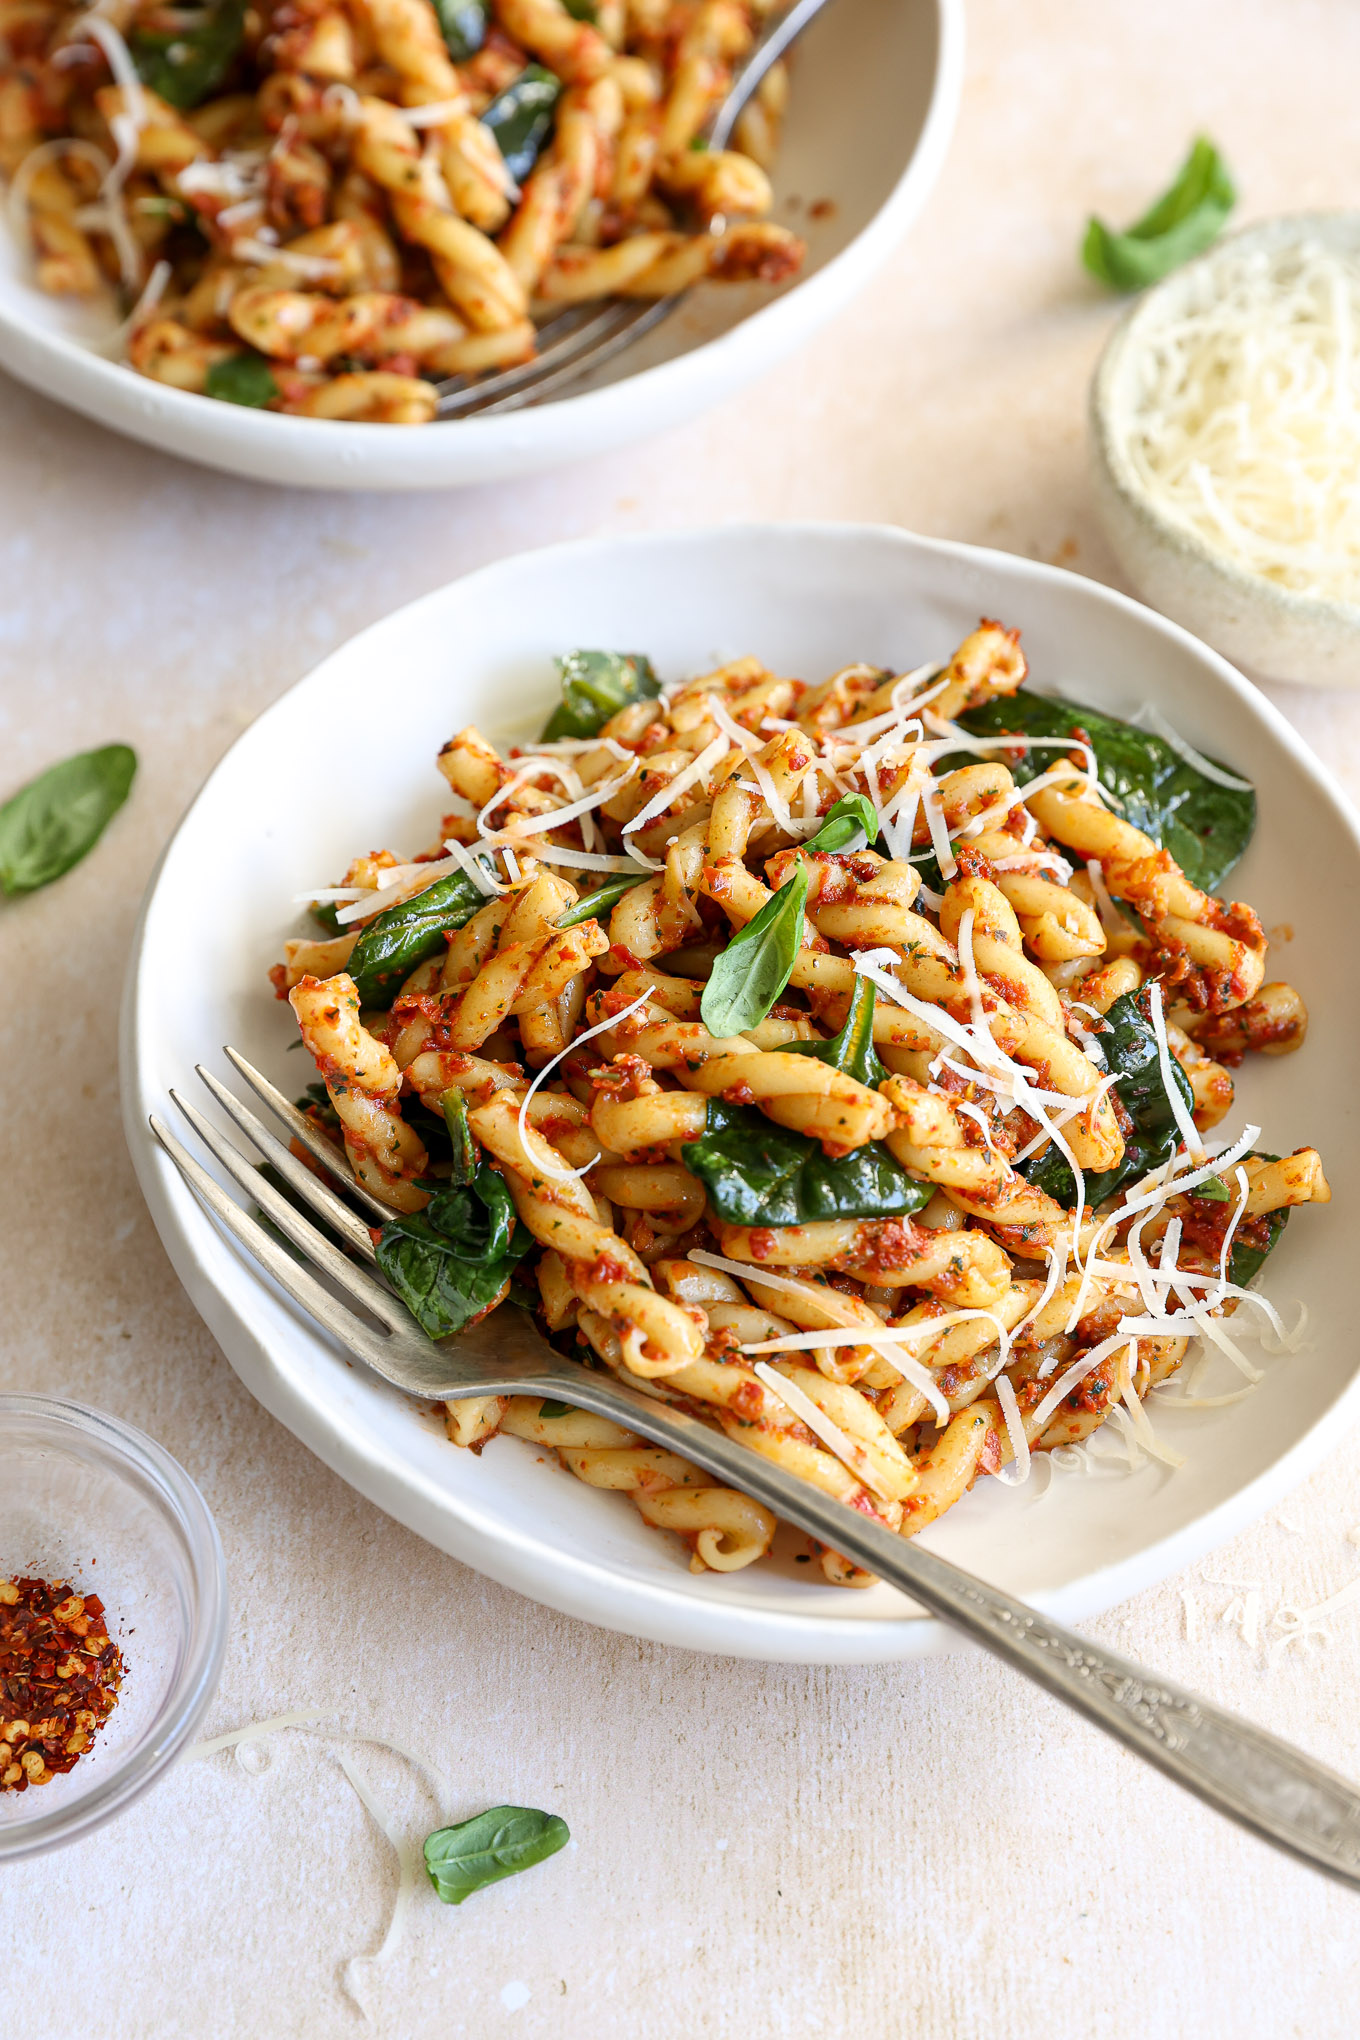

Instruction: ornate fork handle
[503,1354,1360,1889]
[152,1092,1360,1894]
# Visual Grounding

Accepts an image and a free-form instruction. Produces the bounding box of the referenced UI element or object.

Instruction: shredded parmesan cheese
[1122,234,1360,602]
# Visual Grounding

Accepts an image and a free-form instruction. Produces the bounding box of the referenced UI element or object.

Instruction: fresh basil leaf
[346,868,487,1007]
[1189,1175,1233,1203]
[958,690,1254,893]
[555,874,642,929]
[424,1806,569,1905]
[700,868,809,1037]
[441,1088,478,1187]
[375,1166,532,1339]
[777,974,886,1088]
[432,0,487,60]
[0,743,136,896]
[130,0,246,108]
[1021,985,1195,1207]
[683,1097,931,1227]
[205,351,277,409]
[1082,137,1235,293]
[540,648,659,743]
[802,793,878,856]
[481,63,564,188]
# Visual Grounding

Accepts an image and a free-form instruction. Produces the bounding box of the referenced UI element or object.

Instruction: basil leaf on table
[555,873,643,930]
[440,1088,479,1187]
[776,974,886,1089]
[539,648,659,742]
[375,1165,532,1339]
[432,0,487,60]
[481,64,564,188]
[1021,985,1195,1208]
[802,793,879,856]
[0,743,136,896]
[1082,137,1235,293]
[131,0,247,109]
[700,867,809,1037]
[424,1806,570,1905]
[957,689,1255,893]
[346,868,487,1007]
[205,352,278,409]
[683,1098,931,1227]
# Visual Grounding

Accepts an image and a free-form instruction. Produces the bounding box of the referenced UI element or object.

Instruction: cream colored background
[5,2,1360,2033]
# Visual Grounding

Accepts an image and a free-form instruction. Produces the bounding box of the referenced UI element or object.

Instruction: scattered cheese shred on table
[1124,235,1360,600]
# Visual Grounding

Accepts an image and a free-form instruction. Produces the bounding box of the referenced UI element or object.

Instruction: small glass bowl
[0,1395,228,1860]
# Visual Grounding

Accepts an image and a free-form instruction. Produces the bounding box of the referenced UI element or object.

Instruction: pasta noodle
[1,0,805,422]
[271,622,1329,1584]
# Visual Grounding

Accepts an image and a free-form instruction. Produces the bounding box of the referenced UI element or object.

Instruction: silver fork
[151,1052,1360,1890]
[433,0,831,420]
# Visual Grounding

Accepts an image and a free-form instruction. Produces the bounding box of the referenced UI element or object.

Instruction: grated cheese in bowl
[1120,233,1360,602]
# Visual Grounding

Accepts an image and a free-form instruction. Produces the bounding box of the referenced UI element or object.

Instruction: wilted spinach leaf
[958,689,1254,893]
[346,867,487,1007]
[539,648,659,742]
[555,874,643,930]
[683,1097,931,1227]
[1022,985,1195,1208]
[424,1806,569,1905]
[776,973,886,1088]
[131,0,247,111]
[376,1165,532,1338]
[441,1087,478,1187]
[433,0,487,60]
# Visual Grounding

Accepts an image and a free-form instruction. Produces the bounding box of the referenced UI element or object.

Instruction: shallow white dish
[0,0,960,491]
[121,522,1360,1662]
[1090,213,1360,688]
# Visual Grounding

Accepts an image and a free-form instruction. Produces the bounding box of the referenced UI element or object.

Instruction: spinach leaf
[346,868,487,1007]
[297,1082,342,1136]
[700,868,809,1038]
[432,0,487,60]
[131,0,247,110]
[957,690,1254,893]
[308,899,342,935]
[1230,1205,1289,1288]
[561,0,596,16]
[555,873,642,929]
[1082,137,1235,293]
[683,1097,931,1227]
[777,974,886,1088]
[537,1399,572,1418]
[539,648,659,743]
[441,1088,478,1187]
[1021,985,1195,1208]
[424,1806,569,1905]
[0,743,136,896]
[205,352,277,409]
[375,1164,532,1339]
[481,64,564,188]
[1188,1175,1233,1203]
[803,793,878,856]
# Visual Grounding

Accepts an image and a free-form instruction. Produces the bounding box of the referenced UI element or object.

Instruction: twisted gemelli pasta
[273,619,1328,1582]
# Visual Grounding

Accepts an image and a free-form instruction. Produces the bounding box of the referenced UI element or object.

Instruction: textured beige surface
[5,2,1360,2034]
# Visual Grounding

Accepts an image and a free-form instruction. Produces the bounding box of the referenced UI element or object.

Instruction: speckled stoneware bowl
[1090,212,1360,689]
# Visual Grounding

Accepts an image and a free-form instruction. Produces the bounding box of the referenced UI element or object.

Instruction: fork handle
[536,1362,1360,1889]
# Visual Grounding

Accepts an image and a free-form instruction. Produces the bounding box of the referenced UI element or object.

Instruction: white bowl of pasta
[122,522,1359,1660]
[0,0,960,489]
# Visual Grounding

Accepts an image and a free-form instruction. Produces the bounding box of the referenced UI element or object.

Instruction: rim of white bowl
[0,0,964,489]
[1091,210,1360,629]
[119,521,1360,1663]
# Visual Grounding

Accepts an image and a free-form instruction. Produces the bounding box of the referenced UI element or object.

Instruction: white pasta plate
[121,523,1360,1661]
[0,0,960,492]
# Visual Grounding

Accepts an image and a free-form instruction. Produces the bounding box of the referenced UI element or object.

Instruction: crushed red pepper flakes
[0,1576,124,1790]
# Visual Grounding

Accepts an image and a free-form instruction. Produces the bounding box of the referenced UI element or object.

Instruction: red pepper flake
[0,1577,124,1791]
